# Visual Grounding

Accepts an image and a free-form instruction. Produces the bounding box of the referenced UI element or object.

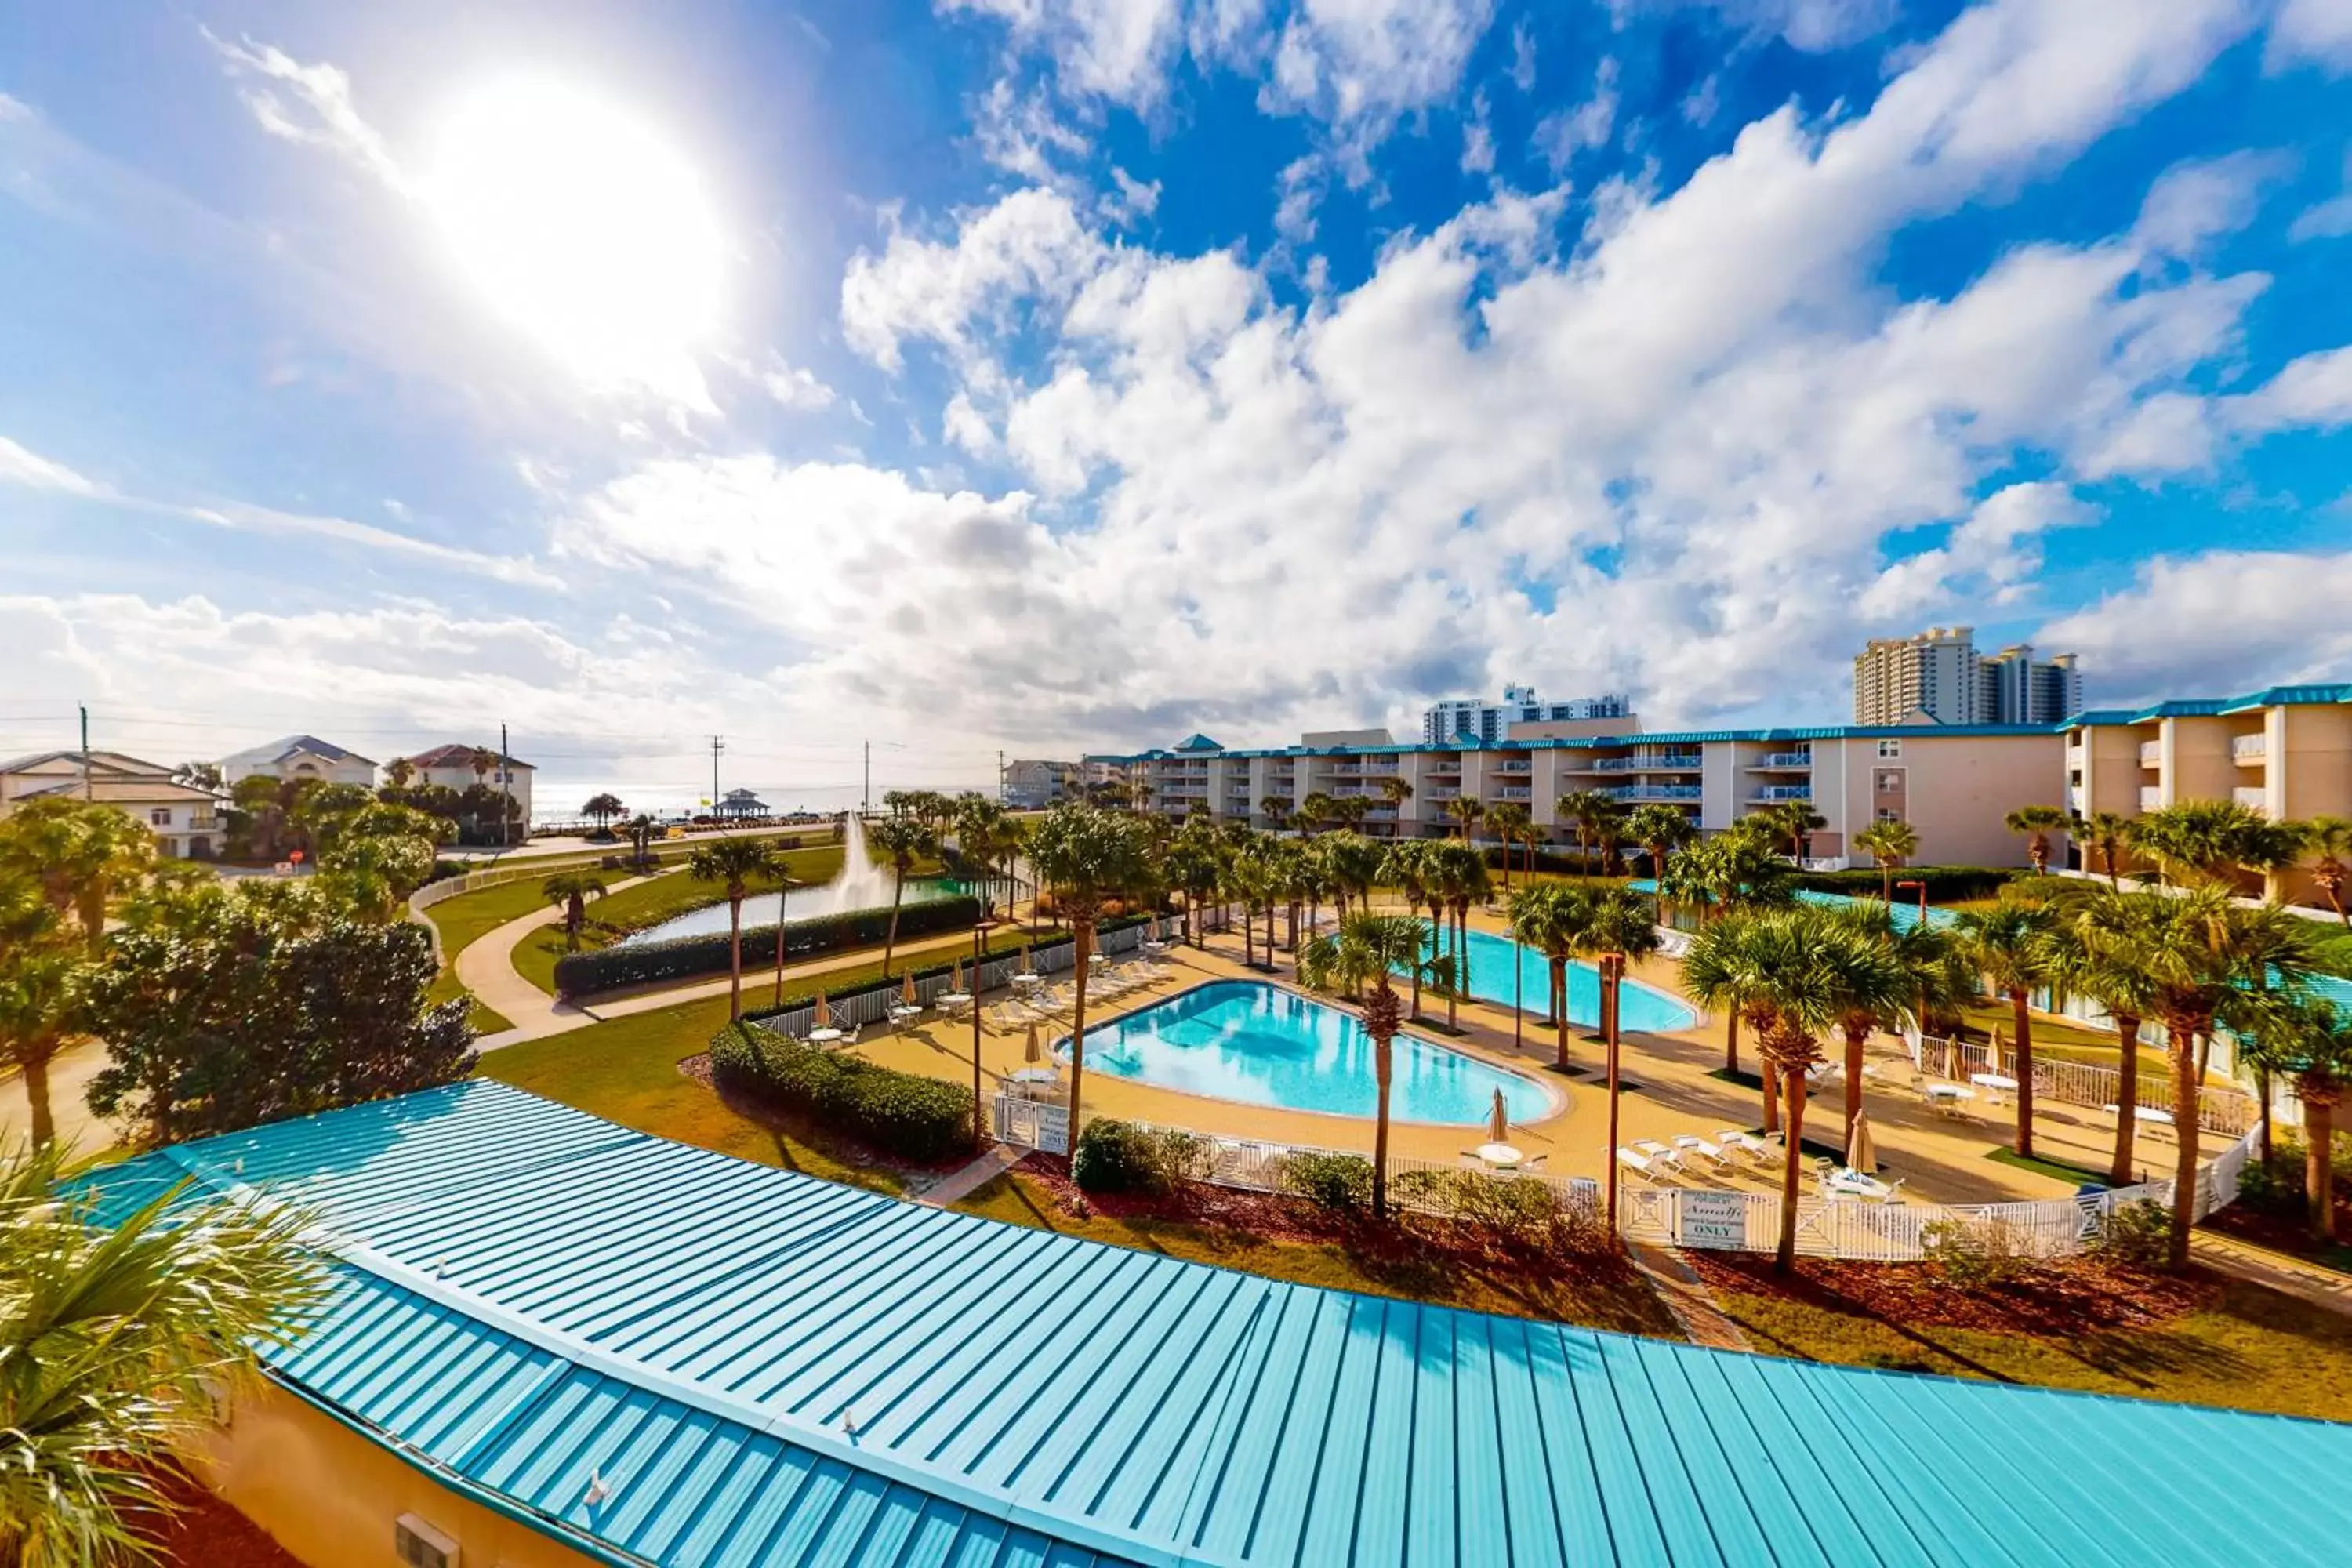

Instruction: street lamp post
[971,903,1001,1155]
[1599,951,1625,1234]
[1895,878,1928,927]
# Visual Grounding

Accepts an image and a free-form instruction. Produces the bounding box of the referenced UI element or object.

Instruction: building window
[149,808,172,826]
[1877,808,1904,822]
[1877,771,1902,793]
[1877,739,1902,757]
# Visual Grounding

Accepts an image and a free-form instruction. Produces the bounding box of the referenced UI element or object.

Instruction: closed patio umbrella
[953,956,965,992]
[1847,1108,1877,1174]
[902,974,916,1005]
[1025,1022,1042,1064]
[1489,1089,1509,1146]
[811,987,828,1029]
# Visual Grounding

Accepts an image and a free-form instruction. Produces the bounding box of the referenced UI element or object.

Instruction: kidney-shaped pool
[1069,980,1561,1126]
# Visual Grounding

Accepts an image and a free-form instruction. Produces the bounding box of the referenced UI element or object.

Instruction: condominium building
[1421,686,1633,745]
[1091,722,2063,868]
[1853,627,2082,727]
[1001,759,1083,809]
[2067,683,2352,902]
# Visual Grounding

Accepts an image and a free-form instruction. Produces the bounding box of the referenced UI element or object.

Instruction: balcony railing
[2233,786,2269,812]
[1637,752,1704,770]
[2140,786,2162,811]
[2140,742,2162,768]
[1753,785,1813,802]
[1425,786,1461,801]
[1608,784,1702,802]
[1592,757,1642,773]
[1751,752,1813,770]
[2233,735,2268,763]
[1491,786,1533,801]
[1492,760,1532,775]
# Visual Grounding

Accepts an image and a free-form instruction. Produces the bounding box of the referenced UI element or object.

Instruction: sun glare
[423,78,724,402]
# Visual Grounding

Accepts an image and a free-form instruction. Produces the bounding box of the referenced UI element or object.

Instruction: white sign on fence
[1679,1189,1748,1250]
[993,1095,1069,1155]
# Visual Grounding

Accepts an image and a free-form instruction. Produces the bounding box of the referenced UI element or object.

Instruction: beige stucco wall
[1877,732,2064,866]
[194,1380,597,1568]
[2161,716,2237,807]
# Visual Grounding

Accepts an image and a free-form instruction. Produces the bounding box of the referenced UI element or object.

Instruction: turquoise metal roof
[93,1080,2352,1567]
[1091,723,2057,764]
[2064,682,2352,728]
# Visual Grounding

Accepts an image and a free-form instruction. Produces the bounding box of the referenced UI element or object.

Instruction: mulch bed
[1685,1250,2221,1337]
[132,1466,305,1568]
[677,1052,983,1181]
[1006,1152,1646,1293]
[2204,1196,2352,1272]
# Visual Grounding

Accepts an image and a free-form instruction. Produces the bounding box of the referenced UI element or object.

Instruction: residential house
[0,749,227,858]
[397,743,535,833]
[219,734,379,789]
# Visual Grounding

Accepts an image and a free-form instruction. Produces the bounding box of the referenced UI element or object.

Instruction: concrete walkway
[914,1144,1025,1207]
[2192,1231,2352,1319]
[1626,1241,1753,1351]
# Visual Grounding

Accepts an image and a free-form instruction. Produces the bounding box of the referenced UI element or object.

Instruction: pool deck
[848,905,2169,1204]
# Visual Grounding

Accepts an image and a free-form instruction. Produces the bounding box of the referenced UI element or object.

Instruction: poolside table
[1472,1142,1523,1171]
[1969,1072,2019,1104]
[808,1028,845,1046]
[937,993,973,1013]
[1012,972,1043,989]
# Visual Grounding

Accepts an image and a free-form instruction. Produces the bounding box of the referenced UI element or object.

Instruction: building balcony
[1490,786,1533,801]
[1609,784,1703,802]
[2233,786,2269,813]
[1492,760,1532,775]
[2067,787,2084,815]
[2140,742,2162,768]
[2140,786,2162,811]
[1753,785,1813,802]
[1748,753,1813,771]
[1591,757,1642,774]
[2065,744,2085,772]
[2233,735,2268,764]
[1636,752,1704,771]
[1425,786,1461,801]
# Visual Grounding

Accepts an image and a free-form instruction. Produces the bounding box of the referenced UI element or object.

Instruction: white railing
[2233,734,2267,761]
[755,916,1174,1038]
[1617,1120,2265,1261]
[1907,1033,2262,1134]
[2140,742,2163,768]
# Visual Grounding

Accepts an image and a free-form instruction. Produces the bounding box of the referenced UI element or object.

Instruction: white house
[0,750,227,858]
[397,743,535,824]
[220,734,379,789]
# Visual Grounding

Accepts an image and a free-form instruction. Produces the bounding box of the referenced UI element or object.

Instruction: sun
[421,78,724,403]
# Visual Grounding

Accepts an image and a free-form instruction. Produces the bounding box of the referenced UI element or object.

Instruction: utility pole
[500,721,513,847]
[997,750,1006,803]
[862,740,870,816]
[710,735,724,816]
[79,704,92,799]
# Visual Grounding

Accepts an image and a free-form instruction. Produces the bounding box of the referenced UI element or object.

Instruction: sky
[3,0,2351,811]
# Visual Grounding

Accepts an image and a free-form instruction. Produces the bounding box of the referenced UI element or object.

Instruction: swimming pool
[1431,924,1698,1032]
[1073,980,1561,1125]
[619,877,963,945]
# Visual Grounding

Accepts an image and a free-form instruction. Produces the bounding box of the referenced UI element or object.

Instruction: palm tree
[1376,774,1413,835]
[1383,840,1437,1020]
[2050,891,2161,1185]
[2074,809,2132,891]
[383,755,416,790]
[626,812,658,870]
[1027,804,1153,1139]
[1444,795,1485,845]
[2123,887,2316,1267]
[1321,913,1427,1218]
[688,836,785,1022]
[0,872,81,1148]
[542,871,609,951]
[1755,800,1827,862]
[1330,795,1371,833]
[1294,792,1338,837]
[1319,831,1386,927]
[2123,800,2304,890]
[1486,802,1532,887]
[2301,815,2352,924]
[1259,795,1292,831]
[2238,994,2352,1243]
[1427,840,1488,1029]
[866,816,937,979]
[1164,818,1224,946]
[0,797,158,957]
[1556,789,1618,874]
[1680,909,1779,1120]
[1624,804,1697,916]
[2003,804,2070,874]
[1503,883,1657,1068]
[1955,899,2055,1156]
[1853,818,1920,902]
[581,792,626,827]
[1822,903,1965,1159]
[1,1141,322,1562]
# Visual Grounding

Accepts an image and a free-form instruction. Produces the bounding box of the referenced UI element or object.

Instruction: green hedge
[709,1022,971,1162]
[553,895,982,997]
[1071,1118,1207,1194]
[738,913,1160,1024]
[1793,866,2020,902]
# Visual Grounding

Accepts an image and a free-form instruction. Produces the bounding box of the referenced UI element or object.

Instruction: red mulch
[1684,1249,2221,1337]
[130,1467,305,1568]
[1006,1152,1645,1292]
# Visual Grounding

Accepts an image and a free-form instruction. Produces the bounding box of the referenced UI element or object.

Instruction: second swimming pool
[1425,924,1698,1032]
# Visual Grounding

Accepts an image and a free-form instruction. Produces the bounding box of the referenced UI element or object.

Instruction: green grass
[1987,1146,2111,1187]
[951,1172,1681,1337]
[1708,1276,2352,1423]
[426,966,512,1034]
[478,993,908,1195]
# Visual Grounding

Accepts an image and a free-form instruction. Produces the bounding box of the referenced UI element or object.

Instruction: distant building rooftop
[85,1081,2352,1568]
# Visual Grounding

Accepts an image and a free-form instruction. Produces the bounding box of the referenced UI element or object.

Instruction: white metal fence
[1907,1032,2267,1134]
[757,916,1176,1038]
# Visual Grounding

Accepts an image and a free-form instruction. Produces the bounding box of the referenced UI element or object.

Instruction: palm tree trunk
[20,1051,54,1149]
[1445,909,1461,1030]
[2307,1089,2337,1243]
[728,895,745,1023]
[1408,918,1423,1018]
[1878,865,1892,902]
[2256,1065,2274,1170]
[1762,1045,1780,1134]
[1843,1026,1866,1160]
[2009,987,2036,1158]
[1776,1062,1807,1273]
[883,873,907,978]
[2166,1029,2202,1270]
[1725,1010,1740,1075]
[1373,1036,1393,1218]
[1551,957,1570,1069]
[1068,920,1094,1143]
[2109,1017,2140,1187]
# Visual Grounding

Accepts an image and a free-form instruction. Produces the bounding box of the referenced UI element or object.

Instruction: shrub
[708,1022,971,1163]
[2235,1150,2307,1216]
[2092,1200,2171,1271]
[735,913,1160,1025]
[1070,1119,1205,1194]
[1388,1167,1601,1249]
[1794,866,2020,902]
[1921,1215,2032,1287]
[554,895,982,996]
[1279,1151,1374,1212]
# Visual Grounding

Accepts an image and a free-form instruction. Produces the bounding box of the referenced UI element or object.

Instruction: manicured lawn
[1702,1265,2352,1423]
[477,994,909,1195]
[951,1170,1681,1338]
[426,965,512,1034]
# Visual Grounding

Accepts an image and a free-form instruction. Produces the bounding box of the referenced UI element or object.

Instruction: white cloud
[970,76,1093,182]
[1533,56,1619,172]
[1261,0,1497,166]
[760,358,838,412]
[0,436,107,497]
[2133,150,2285,255]
[1461,92,1496,174]
[1508,18,1537,91]
[942,0,1186,104]
[1272,154,1325,246]
[1639,0,1902,50]
[841,187,1108,370]
[2269,0,2352,70]
[1107,166,1163,221]
[2228,343,2352,431]
[2289,149,2352,241]
[203,29,408,191]
[1857,482,2093,619]
[2035,550,2352,698]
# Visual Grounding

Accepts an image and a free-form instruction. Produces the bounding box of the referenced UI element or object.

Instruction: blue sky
[3,0,2350,806]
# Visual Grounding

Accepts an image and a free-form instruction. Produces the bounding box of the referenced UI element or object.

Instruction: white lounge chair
[1617,1147,1671,1184]
[1673,1134,1733,1174]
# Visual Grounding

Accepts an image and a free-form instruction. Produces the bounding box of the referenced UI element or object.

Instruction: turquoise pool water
[619,877,963,946]
[1434,924,1698,1032]
[1075,980,1559,1125]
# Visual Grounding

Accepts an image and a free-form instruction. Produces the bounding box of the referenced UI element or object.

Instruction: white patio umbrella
[1847,1108,1878,1174]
